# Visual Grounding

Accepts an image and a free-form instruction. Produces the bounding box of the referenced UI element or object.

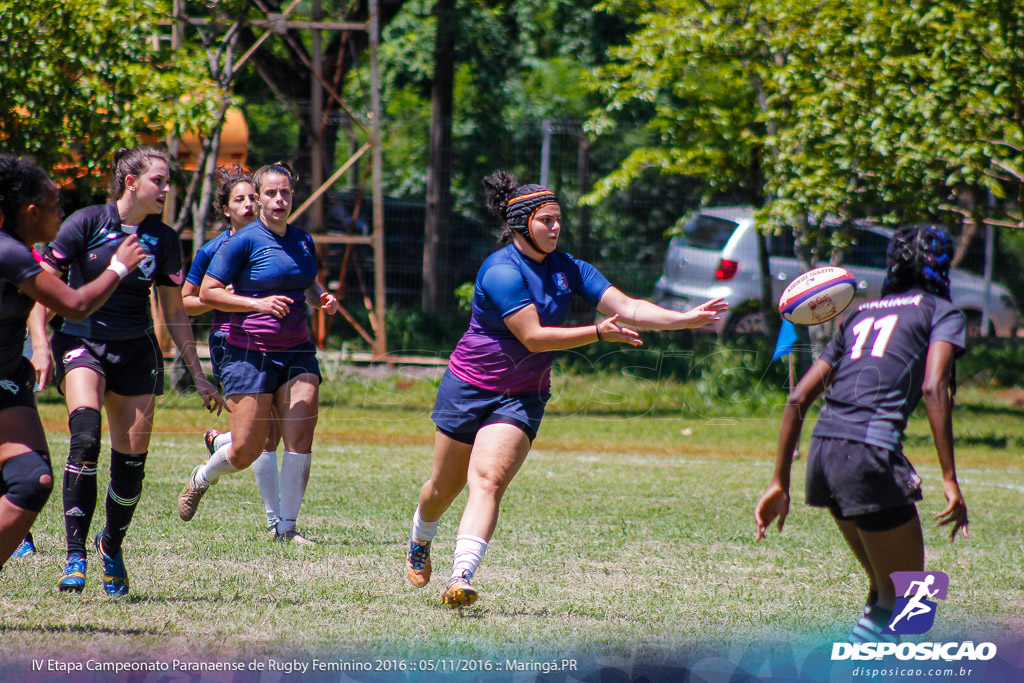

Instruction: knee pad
[109,450,147,501]
[855,504,918,532]
[68,407,102,467]
[1,451,54,512]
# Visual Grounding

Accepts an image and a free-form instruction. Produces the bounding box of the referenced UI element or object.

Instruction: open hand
[935,478,968,542]
[195,376,228,416]
[754,482,790,541]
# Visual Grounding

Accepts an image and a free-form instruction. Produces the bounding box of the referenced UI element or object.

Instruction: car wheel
[964,311,991,338]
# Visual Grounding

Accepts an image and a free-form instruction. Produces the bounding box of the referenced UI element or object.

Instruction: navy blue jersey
[448,244,612,394]
[42,203,184,340]
[0,228,42,377]
[205,220,318,351]
[811,290,966,451]
[185,228,232,332]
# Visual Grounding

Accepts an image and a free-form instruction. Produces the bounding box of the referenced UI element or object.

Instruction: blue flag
[772,320,798,361]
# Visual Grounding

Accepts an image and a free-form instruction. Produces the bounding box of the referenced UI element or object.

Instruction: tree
[588,0,1024,341]
[0,0,218,204]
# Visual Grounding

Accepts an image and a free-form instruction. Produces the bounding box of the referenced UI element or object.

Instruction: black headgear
[882,224,954,301]
[505,184,560,253]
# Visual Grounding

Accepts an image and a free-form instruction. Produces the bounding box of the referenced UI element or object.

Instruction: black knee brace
[68,407,101,468]
[1,451,54,512]
[108,450,147,502]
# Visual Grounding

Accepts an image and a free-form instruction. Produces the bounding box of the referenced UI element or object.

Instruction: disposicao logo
[831,570,998,662]
[886,571,948,635]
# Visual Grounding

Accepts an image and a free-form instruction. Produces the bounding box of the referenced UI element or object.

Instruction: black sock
[63,461,97,557]
[103,450,147,557]
[64,407,101,558]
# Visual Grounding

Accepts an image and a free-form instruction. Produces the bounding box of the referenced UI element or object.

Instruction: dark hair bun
[483,170,519,219]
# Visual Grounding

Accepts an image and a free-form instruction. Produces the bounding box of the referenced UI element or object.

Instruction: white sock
[251,450,281,528]
[199,443,241,485]
[278,451,311,534]
[451,534,488,579]
[213,431,232,452]
[410,506,440,544]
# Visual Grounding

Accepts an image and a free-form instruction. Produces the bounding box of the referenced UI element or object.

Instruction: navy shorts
[431,368,550,444]
[219,341,321,397]
[0,358,38,412]
[805,436,923,517]
[51,332,164,397]
[208,329,229,389]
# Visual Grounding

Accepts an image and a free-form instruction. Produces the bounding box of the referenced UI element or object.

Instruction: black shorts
[51,332,164,397]
[805,436,923,517]
[0,357,38,412]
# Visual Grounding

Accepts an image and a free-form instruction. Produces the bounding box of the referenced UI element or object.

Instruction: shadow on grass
[1,623,163,636]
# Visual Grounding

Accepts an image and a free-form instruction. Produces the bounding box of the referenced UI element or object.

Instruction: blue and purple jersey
[205,220,318,352]
[185,228,233,333]
[448,244,611,395]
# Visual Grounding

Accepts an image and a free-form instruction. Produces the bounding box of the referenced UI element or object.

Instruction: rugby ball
[778,266,856,325]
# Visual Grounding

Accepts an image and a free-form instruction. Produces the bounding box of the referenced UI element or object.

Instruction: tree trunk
[422,0,455,312]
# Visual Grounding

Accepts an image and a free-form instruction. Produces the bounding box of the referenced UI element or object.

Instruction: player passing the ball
[754,224,969,643]
[0,155,147,573]
[31,146,225,597]
[405,170,728,607]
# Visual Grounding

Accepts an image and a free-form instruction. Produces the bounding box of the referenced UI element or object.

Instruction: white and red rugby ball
[778,266,857,325]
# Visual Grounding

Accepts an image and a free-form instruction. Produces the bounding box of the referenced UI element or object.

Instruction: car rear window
[677,215,738,250]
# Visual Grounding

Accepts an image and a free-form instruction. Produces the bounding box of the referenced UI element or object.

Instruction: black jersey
[42,202,183,341]
[811,290,965,451]
[0,228,42,377]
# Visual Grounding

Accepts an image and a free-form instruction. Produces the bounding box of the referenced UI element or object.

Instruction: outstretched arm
[596,286,727,331]
[20,237,146,320]
[754,357,835,541]
[922,340,968,542]
[504,304,640,352]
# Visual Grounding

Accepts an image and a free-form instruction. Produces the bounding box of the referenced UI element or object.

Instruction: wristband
[595,323,603,342]
[106,256,129,280]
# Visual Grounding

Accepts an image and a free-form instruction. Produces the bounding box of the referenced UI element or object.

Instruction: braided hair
[110,146,169,199]
[483,170,560,252]
[0,154,51,230]
[881,224,954,301]
[213,165,255,220]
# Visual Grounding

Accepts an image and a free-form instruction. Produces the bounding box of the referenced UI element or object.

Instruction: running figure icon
[888,574,939,630]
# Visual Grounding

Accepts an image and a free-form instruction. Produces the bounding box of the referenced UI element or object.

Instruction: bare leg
[457,422,531,542]
[417,431,473,523]
[856,516,925,611]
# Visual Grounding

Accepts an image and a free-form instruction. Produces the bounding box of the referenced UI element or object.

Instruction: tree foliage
[588,0,1024,255]
[0,0,218,202]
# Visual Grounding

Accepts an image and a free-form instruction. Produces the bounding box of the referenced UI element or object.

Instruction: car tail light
[715,259,738,280]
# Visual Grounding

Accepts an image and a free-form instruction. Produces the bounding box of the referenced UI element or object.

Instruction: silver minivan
[654,206,1020,338]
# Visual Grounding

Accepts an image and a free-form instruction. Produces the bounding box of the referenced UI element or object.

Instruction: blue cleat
[58,553,87,593]
[95,533,129,598]
[12,535,36,558]
[406,540,432,588]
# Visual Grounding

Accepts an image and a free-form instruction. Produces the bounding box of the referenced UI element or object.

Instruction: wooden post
[369,0,387,358]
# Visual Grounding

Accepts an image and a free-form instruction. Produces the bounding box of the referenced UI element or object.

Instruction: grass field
[2,361,1022,674]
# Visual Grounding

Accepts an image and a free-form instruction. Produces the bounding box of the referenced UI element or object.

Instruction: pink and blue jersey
[205,221,318,352]
[448,244,611,395]
[185,229,233,333]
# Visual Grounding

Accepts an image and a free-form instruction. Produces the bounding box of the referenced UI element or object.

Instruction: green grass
[3,368,1023,667]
